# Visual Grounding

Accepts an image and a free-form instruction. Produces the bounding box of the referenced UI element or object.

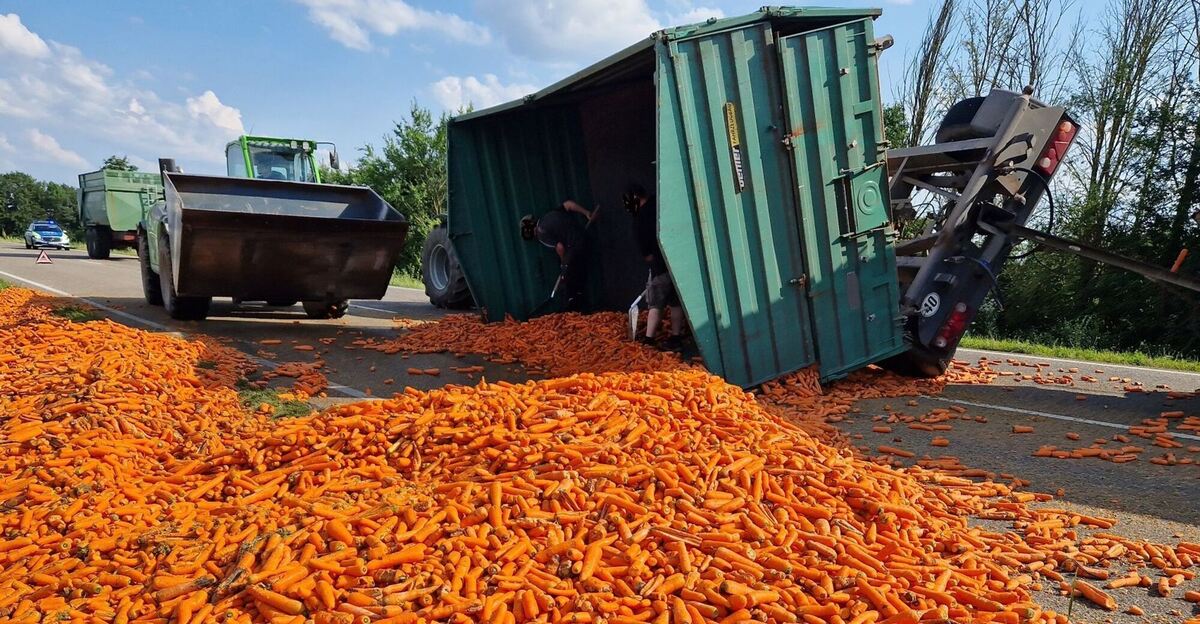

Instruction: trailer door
[776,19,906,380]
[656,23,818,388]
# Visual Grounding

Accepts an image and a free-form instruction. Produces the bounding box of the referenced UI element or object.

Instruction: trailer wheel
[85,226,113,260]
[138,232,163,306]
[880,346,951,378]
[934,97,986,144]
[421,225,473,309]
[303,299,348,319]
[158,236,210,320]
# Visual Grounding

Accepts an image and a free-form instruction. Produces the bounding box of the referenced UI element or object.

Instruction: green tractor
[138,135,408,321]
[223,135,339,183]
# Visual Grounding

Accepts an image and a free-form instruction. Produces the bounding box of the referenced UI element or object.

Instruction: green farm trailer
[77,169,163,259]
[139,136,408,321]
[426,6,1200,388]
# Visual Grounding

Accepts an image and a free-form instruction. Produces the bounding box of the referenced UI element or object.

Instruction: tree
[0,173,80,238]
[329,102,450,278]
[896,0,957,147]
[883,104,909,149]
[101,155,137,171]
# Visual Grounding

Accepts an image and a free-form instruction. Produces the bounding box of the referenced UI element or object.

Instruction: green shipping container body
[447,7,907,387]
[78,169,164,234]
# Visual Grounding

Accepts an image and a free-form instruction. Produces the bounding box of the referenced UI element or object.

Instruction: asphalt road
[3,243,1198,622]
[0,244,531,397]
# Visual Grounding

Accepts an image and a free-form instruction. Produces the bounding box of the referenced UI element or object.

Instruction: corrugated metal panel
[78,170,163,230]
[656,23,818,388]
[777,19,906,380]
[447,107,594,321]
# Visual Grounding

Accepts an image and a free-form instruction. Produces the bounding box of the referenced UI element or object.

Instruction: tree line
[0,156,136,239]
[889,0,1200,358]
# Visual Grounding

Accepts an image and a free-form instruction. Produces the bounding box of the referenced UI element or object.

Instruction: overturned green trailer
[439,6,1186,390]
[445,7,905,387]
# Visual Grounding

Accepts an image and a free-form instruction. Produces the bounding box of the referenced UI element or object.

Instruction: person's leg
[643,273,667,339]
[645,307,663,339]
[560,243,587,309]
[667,306,684,337]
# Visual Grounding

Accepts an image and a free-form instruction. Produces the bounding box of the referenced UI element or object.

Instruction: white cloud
[0,13,50,59]
[295,0,490,51]
[669,7,724,24]
[476,0,660,62]
[186,90,244,135]
[0,133,13,152]
[28,129,88,168]
[430,74,536,110]
[0,15,246,180]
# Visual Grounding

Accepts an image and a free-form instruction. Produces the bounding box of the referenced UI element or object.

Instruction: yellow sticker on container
[724,102,745,193]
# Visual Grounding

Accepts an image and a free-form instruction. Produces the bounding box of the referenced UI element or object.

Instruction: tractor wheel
[934,97,986,144]
[303,299,349,319]
[139,232,163,306]
[85,226,112,259]
[158,236,210,320]
[421,225,473,309]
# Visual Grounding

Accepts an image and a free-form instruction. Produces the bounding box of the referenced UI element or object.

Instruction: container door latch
[789,275,808,288]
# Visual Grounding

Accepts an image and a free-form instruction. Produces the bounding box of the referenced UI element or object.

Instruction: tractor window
[247,145,316,182]
[227,143,248,177]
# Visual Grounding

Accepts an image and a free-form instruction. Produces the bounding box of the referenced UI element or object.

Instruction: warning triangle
[35,250,53,264]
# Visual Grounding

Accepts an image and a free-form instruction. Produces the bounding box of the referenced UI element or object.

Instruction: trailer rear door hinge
[789,275,808,288]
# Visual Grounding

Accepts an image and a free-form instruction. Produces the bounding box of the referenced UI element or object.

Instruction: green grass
[389,269,424,290]
[51,305,98,322]
[0,278,8,291]
[237,387,315,419]
[959,336,1200,373]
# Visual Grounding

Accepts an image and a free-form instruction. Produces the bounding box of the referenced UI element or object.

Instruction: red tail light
[1034,120,1077,176]
[932,302,970,349]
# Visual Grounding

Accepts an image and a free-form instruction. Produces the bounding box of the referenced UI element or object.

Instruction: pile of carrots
[362,314,997,442]
[361,312,690,379]
[4,287,1200,623]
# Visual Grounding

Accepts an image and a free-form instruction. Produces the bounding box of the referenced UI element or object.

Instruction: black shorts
[645,272,679,309]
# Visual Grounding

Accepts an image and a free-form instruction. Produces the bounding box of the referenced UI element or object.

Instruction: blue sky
[1,0,932,184]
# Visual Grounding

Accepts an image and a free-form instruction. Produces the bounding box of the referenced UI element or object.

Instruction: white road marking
[926,395,1200,442]
[0,268,367,399]
[350,303,398,315]
[959,347,1200,379]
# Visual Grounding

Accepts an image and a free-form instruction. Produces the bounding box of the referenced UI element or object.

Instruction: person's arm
[556,242,566,260]
[561,199,594,221]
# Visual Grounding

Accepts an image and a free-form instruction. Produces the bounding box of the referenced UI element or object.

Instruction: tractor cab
[224,135,339,184]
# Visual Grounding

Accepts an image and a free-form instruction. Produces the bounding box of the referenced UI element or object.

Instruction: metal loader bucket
[163,173,408,301]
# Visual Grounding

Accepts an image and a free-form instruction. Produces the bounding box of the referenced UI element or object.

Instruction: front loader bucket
[162,173,407,301]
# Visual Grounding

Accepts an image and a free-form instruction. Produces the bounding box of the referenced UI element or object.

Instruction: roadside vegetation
[389,268,424,289]
[50,305,98,322]
[961,335,1200,373]
[236,385,314,419]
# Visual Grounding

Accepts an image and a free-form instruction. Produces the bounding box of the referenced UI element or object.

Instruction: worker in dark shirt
[520,200,596,308]
[625,184,683,348]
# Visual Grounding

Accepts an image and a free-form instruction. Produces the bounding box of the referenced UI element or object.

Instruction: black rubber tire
[138,233,163,306]
[421,225,473,309]
[85,226,112,259]
[267,300,298,307]
[24,240,31,249]
[880,345,952,378]
[935,97,987,144]
[158,236,210,320]
[302,299,348,319]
